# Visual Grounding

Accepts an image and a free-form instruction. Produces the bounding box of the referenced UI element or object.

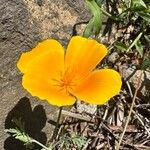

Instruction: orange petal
[17,39,64,75]
[22,73,76,106]
[71,69,122,105]
[65,36,108,81]
[17,39,73,106]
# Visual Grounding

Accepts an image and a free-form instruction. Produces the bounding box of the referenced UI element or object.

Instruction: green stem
[32,139,50,150]
[100,7,124,21]
[51,107,63,141]
[126,32,143,52]
[100,8,112,17]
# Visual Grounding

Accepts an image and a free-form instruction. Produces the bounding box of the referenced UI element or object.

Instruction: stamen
[51,71,77,93]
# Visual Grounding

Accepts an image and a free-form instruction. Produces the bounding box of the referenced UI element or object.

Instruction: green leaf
[5,128,32,143]
[138,12,150,22]
[6,128,50,150]
[83,18,95,38]
[83,0,102,37]
[96,0,102,6]
[131,0,147,11]
[126,32,143,52]
[135,40,143,57]
[115,41,128,52]
[144,35,150,42]
[141,58,150,70]
[124,0,131,7]
[71,134,87,148]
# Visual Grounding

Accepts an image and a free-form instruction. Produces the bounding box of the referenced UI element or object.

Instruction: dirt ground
[0,0,90,149]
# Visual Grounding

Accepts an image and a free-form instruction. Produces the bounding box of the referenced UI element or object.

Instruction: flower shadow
[4,97,47,150]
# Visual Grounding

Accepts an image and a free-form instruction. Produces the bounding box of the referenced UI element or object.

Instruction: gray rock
[108,52,119,64]
[121,65,150,99]
[35,0,45,6]
[0,0,90,149]
[76,101,97,115]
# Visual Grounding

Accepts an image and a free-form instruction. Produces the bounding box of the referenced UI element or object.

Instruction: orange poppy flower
[17,36,122,106]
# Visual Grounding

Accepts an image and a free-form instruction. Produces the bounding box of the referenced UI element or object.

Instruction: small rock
[108,52,119,64]
[0,0,90,148]
[76,100,97,115]
[35,0,44,6]
[121,65,150,99]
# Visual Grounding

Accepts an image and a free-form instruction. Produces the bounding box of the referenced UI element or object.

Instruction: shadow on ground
[4,97,47,150]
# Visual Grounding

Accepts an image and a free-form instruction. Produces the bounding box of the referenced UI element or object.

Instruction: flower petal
[17,39,73,106]
[22,73,76,106]
[65,36,108,81]
[17,39,64,75]
[71,69,122,105]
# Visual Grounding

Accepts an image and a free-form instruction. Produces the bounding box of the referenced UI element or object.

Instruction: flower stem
[32,139,50,150]
[51,107,63,141]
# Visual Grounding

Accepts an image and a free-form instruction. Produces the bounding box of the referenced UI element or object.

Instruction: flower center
[52,74,76,92]
[61,75,78,92]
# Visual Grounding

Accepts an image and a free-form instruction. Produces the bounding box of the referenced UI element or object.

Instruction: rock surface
[121,65,150,100]
[0,0,89,149]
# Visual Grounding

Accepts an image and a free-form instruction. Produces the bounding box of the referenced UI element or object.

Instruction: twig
[61,110,95,123]
[62,109,134,148]
[98,106,109,128]
[82,138,91,150]
[51,107,63,141]
[116,71,143,150]
[81,112,96,134]
[126,81,133,98]
[132,110,150,137]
